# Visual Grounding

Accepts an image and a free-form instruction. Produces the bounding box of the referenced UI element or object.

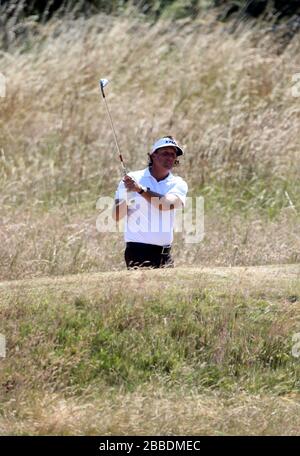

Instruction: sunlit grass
[1,12,300,278]
[1,266,300,434]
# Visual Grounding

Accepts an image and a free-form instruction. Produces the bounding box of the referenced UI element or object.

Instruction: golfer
[113,136,188,268]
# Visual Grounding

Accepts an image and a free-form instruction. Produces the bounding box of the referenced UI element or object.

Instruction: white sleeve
[167,179,188,206]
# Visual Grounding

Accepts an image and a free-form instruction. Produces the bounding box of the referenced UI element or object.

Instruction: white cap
[151,137,184,157]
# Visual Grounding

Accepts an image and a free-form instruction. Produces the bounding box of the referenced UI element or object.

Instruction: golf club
[99,78,136,207]
[99,78,128,176]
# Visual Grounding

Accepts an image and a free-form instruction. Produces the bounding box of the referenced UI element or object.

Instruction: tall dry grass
[3,388,300,435]
[1,12,300,278]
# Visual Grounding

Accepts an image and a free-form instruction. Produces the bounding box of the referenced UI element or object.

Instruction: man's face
[152,147,177,170]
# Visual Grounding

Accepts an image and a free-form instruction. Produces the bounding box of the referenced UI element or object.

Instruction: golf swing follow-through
[99,78,188,269]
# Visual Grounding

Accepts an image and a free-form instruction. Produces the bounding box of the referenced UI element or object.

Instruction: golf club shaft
[101,91,127,176]
[100,78,137,207]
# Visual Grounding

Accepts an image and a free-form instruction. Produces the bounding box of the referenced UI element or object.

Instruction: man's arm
[122,175,183,211]
[140,188,183,211]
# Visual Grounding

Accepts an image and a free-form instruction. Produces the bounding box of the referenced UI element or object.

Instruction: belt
[126,242,172,255]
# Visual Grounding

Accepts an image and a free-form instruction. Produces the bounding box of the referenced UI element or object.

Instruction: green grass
[1,3,300,436]
[1,266,300,434]
[1,269,300,395]
[0,267,300,435]
[200,175,300,218]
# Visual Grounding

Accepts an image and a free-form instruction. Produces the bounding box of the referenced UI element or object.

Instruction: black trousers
[125,242,174,269]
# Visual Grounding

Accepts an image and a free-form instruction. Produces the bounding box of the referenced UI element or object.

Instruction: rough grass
[2,7,300,437]
[1,13,300,278]
[1,265,300,435]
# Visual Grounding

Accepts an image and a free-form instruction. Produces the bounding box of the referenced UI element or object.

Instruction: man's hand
[122,175,182,211]
[123,175,141,193]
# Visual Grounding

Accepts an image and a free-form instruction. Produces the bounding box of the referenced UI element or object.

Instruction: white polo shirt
[115,167,188,246]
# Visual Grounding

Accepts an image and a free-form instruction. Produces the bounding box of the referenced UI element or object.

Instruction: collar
[144,167,173,182]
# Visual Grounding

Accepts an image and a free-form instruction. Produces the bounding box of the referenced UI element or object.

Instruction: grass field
[1,265,300,435]
[1,5,300,436]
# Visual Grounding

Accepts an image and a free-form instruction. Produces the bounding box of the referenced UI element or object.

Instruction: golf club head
[99,78,109,98]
